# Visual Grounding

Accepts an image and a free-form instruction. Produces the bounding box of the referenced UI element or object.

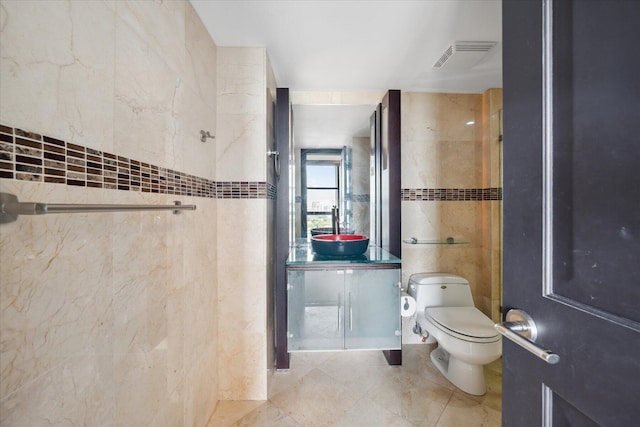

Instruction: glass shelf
[402,238,469,245]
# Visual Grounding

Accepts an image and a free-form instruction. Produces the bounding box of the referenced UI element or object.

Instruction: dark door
[502,1,640,425]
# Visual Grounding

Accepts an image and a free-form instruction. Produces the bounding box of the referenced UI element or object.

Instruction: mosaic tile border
[401,187,502,201]
[294,190,499,204]
[0,124,275,200]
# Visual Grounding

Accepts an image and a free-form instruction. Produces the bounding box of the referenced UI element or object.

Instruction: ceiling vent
[432,41,498,70]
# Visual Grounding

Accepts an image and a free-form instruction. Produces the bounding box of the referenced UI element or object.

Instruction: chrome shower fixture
[200,130,215,142]
[267,150,280,177]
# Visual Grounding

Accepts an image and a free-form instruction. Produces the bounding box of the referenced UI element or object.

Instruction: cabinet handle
[349,292,353,332]
[337,293,341,331]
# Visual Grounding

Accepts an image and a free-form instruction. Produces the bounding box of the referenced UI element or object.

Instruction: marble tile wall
[401,92,502,319]
[1,1,219,425]
[481,88,503,322]
[216,47,275,400]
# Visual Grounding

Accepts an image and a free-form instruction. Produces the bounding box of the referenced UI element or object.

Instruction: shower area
[0,1,279,424]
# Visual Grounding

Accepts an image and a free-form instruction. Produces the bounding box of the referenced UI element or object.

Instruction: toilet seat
[424,307,500,343]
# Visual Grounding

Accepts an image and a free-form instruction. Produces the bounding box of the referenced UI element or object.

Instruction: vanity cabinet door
[287,269,344,351]
[345,269,401,350]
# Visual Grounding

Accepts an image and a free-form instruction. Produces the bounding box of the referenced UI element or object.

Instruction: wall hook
[200,130,215,142]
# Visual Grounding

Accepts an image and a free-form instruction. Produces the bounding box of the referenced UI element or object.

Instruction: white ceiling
[190,0,502,94]
[190,1,502,148]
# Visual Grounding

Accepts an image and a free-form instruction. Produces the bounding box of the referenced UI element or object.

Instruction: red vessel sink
[310,234,370,256]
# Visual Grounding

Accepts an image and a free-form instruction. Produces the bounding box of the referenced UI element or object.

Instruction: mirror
[292,104,376,239]
[300,149,342,236]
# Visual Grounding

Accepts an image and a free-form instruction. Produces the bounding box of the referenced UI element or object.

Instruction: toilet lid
[425,307,499,340]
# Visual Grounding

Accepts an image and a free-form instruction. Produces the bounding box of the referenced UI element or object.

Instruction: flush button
[441,285,447,289]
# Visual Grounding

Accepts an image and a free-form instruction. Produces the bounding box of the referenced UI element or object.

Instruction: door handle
[494,309,560,365]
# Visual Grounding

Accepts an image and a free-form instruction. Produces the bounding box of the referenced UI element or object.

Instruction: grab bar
[1,192,196,224]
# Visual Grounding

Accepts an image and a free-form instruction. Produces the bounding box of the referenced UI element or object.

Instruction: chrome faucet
[331,205,340,234]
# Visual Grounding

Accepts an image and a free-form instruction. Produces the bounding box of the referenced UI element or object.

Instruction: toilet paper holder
[400,293,417,318]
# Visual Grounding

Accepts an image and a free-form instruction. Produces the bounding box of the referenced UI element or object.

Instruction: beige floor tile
[212,349,502,427]
[269,367,314,400]
[269,351,336,399]
[374,376,454,425]
[269,368,361,427]
[229,402,300,427]
[333,397,416,427]
[207,400,266,427]
[317,354,395,400]
[433,392,501,427]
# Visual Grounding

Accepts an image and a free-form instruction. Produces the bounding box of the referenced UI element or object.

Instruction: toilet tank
[407,273,474,310]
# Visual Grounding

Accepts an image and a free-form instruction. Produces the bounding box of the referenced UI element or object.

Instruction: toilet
[407,273,501,396]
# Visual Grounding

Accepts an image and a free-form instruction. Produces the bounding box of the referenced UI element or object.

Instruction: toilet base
[430,347,487,396]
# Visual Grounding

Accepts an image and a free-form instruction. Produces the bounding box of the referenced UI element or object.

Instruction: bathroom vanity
[286,242,402,364]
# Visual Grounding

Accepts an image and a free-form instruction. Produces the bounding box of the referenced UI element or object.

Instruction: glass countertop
[286,239,401,266]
